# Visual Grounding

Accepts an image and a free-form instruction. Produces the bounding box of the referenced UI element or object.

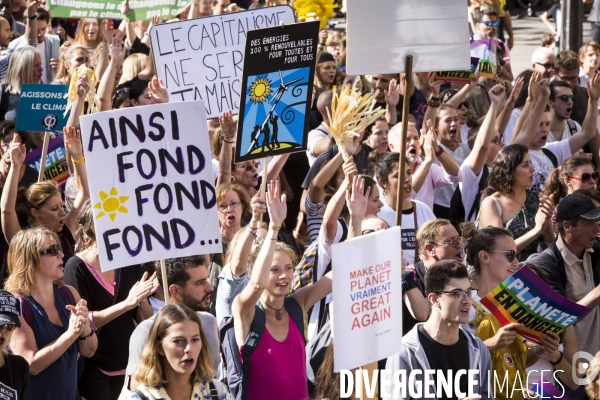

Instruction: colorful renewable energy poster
[234,21,319,163]
[480,265,591,344]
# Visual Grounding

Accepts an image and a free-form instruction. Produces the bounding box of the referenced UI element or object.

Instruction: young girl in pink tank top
[232,180,335,400]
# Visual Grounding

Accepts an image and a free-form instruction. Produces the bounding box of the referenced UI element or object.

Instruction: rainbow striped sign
[24,136,69,186]
[480,265,591,344]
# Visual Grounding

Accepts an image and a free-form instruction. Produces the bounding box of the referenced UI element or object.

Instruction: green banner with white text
[46,0,191,21]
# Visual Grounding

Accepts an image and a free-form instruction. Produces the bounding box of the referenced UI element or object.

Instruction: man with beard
[121,256,219,396]
[548,80,581,143]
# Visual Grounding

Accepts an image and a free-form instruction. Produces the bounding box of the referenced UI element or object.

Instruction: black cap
[556,194,600,223]
[318,52,335,64]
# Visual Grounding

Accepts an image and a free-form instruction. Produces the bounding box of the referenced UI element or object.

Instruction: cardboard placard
[234,21,318,163]
[150,6,296,119]
[345,0,471,74]
[46,0,189,21]
[471,38,498,79]
[480,266,591,344]
[79,101,221,271]
[332,227,403,371]
[434,57,480,84]
[16,84,69,132]
[24,136,69,186]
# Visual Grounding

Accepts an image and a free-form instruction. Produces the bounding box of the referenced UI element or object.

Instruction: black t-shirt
[63,258,144,371]
[0,353,29,400]
[417,325,470,400]
[301,143,374,190]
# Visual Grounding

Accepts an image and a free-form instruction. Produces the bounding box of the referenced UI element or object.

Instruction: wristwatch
[402,270,418,293]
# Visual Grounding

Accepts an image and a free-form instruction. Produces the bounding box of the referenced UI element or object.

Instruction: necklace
[262,299,285,320]
[509,195,525,209]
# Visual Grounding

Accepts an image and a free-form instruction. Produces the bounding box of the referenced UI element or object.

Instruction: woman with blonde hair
[585,351,600,400]
[119,53,148,85]
[1,126,89,266]
[0,46,43,122]
[73,18,104,51]
[53,42,90,85]
[6,227,98,400]
[126,303,229,399]
[63,200,157,400]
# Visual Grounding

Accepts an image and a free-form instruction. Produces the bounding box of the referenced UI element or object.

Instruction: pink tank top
[242,316,308,400]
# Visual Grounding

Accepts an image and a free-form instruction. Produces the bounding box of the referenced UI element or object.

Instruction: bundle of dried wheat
[64,65,98,118]
[324,82,385,160]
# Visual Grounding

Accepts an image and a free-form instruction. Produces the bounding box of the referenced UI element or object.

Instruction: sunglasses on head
[570,171,600,183]
[552,94,574,102]
[493,250,521,263]
[40,244,63,257]
[482,20,500,27]
[238,161,259,171]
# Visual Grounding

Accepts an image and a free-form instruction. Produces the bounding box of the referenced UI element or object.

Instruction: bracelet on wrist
[435,147,444,157]
[550,351,563,365]
[26,14,36,20]
[79,329,95,340]
[533,345,545,357]
[270,224,282,231]
[72,156,85,165]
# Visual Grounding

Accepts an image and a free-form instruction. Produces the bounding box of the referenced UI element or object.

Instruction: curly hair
[134,303,215,388]
[488,144,529,197]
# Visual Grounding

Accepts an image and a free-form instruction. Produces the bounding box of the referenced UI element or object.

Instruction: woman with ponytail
[543,155,597,204]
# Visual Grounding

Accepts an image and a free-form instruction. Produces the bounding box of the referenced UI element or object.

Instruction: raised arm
[468,85,505,176]
[512,77,550,147]
[24,0,39,45]
[445,72,480,108]
[309,139,358,204]
[384,78,400,125]
[229,194,266,277]
[346,175,368,239]
[323,156,355,242]
[567,74,600,154]
[97,36,125,112]
[231,180,285,347]
[119,2,137,48]
[0,134,26,243]
[421,73,442,133]
[496,77,523,135]
[216,110,236,187]
[65,73,90,129]
[411,127,435,193]
[63,127,90,234]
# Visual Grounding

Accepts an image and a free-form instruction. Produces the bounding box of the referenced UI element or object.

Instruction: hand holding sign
[537,331,560,355]
[8,134,26,168]
[250,194,267,223]
[486,322,522,351]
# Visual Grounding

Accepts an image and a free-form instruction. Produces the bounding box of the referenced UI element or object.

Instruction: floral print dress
[125,380,230,400]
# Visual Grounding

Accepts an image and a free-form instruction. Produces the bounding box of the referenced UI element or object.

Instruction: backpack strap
[467,166,489,221]
[241,303,267,400]
[541,147,558,168]
[566,119,578,136]
[208,381,219,400]
[13,294,32,327]
[410,201,419,263]
[134,389,150,400]
[58,285,76,306]
[285,297,306,343]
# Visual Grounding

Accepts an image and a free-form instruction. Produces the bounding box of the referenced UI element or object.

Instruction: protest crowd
[5,0,600,399]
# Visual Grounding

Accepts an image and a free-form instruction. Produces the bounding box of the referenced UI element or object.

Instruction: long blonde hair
[5,227,60,296]
[134,304,215,387]
[119,53,147,85]
[73,18,104,48]
[55,42,89,84]
[2,46,41,94]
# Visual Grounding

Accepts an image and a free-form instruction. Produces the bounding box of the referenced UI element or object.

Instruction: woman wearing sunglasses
[1,126,89,268]
[62,200,158,400]
[5,227,98,400]
[0,290,30,399]
[478,144,555,261]
[462,222,560,400]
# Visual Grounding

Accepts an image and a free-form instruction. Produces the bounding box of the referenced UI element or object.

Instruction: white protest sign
[150,6,296,119]
[79,101,221,271]
[345,0,471,74]
[332,227,403,372]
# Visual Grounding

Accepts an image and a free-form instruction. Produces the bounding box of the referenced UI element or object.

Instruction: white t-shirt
[409,161,463,209]
[433,142,470,208]
[529,140,572,192]
[460,123,469,144]
[306,125,330,166]
[547,119,581,143]
[377,200,436,266]
[37,41,47,84]
[211,158,219,183]
[458,160,490,223]
[503,108,522,146]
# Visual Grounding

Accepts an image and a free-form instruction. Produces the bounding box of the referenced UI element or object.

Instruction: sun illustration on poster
[94,188,129,221]
[249,77,271,103]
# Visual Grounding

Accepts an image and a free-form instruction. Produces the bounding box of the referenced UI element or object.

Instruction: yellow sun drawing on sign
[249,77,271,103]
[94,187,129,221]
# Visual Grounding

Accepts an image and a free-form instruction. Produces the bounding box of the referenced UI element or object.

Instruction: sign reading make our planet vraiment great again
[234,20,319,163]
[480,265,591,344]
[79,101,221,272]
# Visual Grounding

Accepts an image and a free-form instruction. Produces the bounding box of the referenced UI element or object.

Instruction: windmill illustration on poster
[234,21,318,163]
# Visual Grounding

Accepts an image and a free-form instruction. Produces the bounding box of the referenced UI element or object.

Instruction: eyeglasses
[434,237,467,248]
[570,171,600,183]
[74,57,91,64]
[558,75,579,82]
[535,62,555,70]
[0,324,15,333]
[437,289,478,300]
[552,94,574,102]
[491,135,504,145]
[237,161,259,171]
[482,20,500,27]
[492,250,521,263]
[40,244,63,257]
[218,201,241,211]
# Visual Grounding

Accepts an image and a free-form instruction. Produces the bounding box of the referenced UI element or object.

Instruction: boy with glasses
[473,8,513,82]
[556,50,590,126]
[548,80,581,143]
[384,260,493,400]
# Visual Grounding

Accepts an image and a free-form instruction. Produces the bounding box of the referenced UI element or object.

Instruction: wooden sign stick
[160,259,169,302]
[395,55,414,228]
[37,132,51,182]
